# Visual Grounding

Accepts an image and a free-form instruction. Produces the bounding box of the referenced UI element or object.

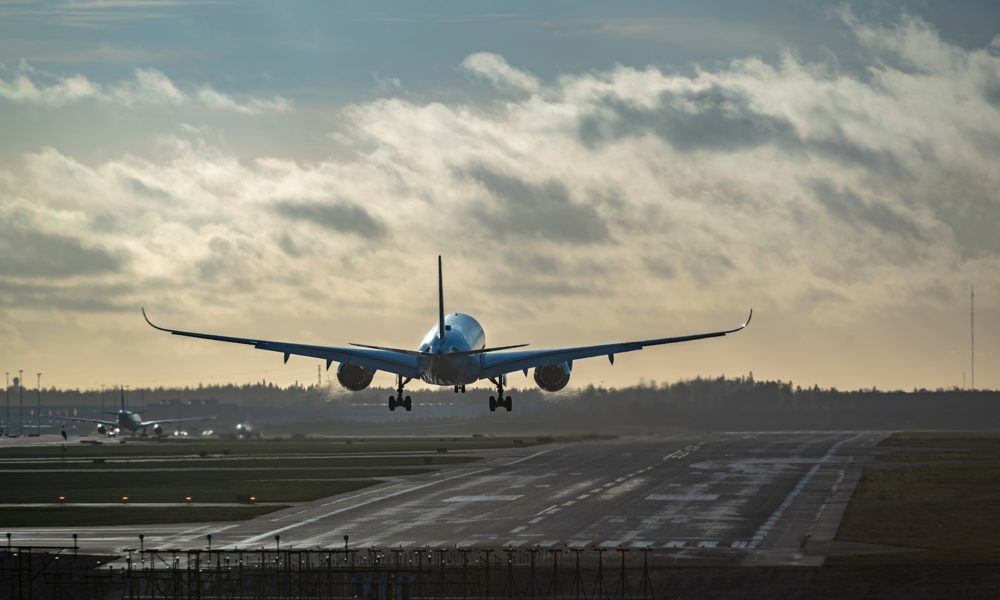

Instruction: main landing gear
[389,375,412,411]
[488,376,512,412]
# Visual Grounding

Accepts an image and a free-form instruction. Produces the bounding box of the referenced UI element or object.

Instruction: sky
[0,1,998,393]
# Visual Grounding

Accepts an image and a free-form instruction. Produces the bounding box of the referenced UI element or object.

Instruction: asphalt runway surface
[3,432,883,565]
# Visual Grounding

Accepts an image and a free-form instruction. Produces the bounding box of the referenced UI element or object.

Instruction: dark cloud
[810,179,924,240]
[641,255,677,280]
[461,165,610,244]
[806,129,908,178]
[0,219,123,278]
[194,237,258,292]
[579,86,797,152]
[121,175,171,201]
[577,85,908,177]
[0,279,131,312]
[277,231,306,257]
[273,200,386,239]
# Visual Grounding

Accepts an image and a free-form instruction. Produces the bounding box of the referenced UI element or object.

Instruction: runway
[3,431,883,566]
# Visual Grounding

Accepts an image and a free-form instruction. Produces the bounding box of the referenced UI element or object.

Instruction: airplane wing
[142,309,422,379]
[50,415,117,427]
[137,416,216,428]
[480,310,752,379]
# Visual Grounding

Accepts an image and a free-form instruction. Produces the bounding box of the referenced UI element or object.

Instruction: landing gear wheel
[488,376,511,413]
[389,375,413,412]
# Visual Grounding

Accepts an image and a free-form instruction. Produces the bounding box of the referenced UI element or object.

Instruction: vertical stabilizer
[438,256,445,340]
[120,388,126,412]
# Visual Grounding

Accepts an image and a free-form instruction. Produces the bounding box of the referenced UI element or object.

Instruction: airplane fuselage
[119,411,143,432]
[418,313,485,385]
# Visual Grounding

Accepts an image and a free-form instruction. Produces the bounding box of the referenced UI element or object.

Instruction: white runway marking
[442,495,522,502]
[504,449,553,466]
[697,541,718,549]
[664,541,686,548]
[748,435,857,549]
[235,467,491,547]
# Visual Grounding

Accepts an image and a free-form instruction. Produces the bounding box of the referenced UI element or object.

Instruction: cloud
[197,86,291,114]
[461,165,610,244]
[461,52,540,94]
[0,64,292,113]
[0,213,124,278]
[1,13,999,390]
[272,200,387,239]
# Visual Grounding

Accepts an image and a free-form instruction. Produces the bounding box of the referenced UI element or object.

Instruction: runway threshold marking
[234,467,492,547]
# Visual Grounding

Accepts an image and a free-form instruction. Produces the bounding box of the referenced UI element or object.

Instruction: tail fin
[438,255,445,340]
[120,388,126,412]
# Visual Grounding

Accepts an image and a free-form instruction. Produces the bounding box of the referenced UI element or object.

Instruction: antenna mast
[971,285,975,390]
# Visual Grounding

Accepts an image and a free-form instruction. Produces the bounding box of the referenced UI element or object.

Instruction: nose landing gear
[388,375,412,411]
[488,376,512,412]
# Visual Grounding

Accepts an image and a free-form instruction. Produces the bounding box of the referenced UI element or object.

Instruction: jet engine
[96,424,107,435]
[153,424,164,435]
[534,362,571,392]
[337,364,376,391]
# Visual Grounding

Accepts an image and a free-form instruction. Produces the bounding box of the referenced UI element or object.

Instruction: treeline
[7,375,999,432]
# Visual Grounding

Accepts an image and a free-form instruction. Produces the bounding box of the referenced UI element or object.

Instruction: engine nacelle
[153,424,164,435]
[96,424,107,435]
[337,364,376,391]
[534,362,571,392]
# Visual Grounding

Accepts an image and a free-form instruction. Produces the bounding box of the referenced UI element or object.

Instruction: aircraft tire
[404,396,412,411]
[489,396,496,412]
[504,396,512,411]
[388,396,396,411]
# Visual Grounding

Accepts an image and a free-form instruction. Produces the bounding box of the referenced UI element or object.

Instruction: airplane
[51,388,215,436]
[143,256,751,412]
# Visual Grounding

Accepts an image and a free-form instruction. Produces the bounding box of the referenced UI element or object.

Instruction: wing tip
[744,308,753,328]
[142,307,169,332]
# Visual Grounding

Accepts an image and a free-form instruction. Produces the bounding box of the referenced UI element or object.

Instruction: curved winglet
[741,308,753,329]
[142,307,171,333]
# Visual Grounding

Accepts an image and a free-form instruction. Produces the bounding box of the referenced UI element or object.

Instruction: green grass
[0,455,477,470]
[0,506,287,528]
[0,436,547,459]
[0,470,404,503]
[830,431,1000,566]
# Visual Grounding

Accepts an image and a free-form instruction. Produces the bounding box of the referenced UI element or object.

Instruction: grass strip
[0,505,286,527]
[831,431,1000,566]
[0,471,383,503]
[0,437,549,459]
[0,455,478,470]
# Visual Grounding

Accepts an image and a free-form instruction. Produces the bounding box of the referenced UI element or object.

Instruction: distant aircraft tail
[438,255,445,340]
[120,388,126,412]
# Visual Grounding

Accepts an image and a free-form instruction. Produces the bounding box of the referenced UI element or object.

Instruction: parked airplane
[144,257,751,412]
[52,389,215,436]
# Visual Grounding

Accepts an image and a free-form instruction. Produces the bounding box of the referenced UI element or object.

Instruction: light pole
[17,369,23,437]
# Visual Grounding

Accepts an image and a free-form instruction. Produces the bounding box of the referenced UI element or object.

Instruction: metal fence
[1,545,656,599]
